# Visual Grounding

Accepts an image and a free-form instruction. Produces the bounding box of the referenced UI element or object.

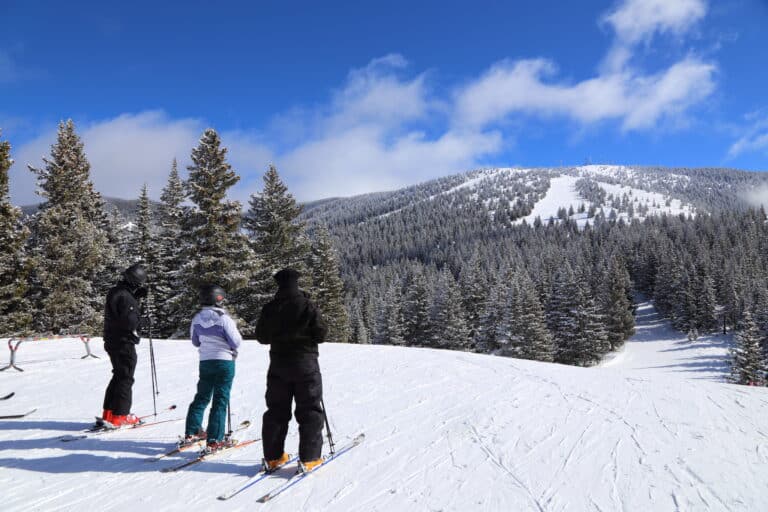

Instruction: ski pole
[227,404,232,437]
[320,398,336,455]
[146,294,159,417]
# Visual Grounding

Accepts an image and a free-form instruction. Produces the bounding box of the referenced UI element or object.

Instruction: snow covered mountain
[1,300,766,511]
[302,165,767,229]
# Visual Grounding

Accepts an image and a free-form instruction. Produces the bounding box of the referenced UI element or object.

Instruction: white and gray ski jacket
[190,307,242,361]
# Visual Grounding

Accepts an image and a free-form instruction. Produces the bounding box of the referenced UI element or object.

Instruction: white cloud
[455,0,714,132]
[11,112,205,205]
[10,112,278,206]
[602,0,707,45]
[744,185,768,208]
[727,112,768,158]
[280,127,501,200]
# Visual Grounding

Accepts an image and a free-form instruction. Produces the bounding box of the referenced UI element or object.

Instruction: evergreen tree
[132,184,160,327]
[475,279,505,353]
[548,265,580,364]
[310,224,350,343]
[603,255,635,351]
[403,267,431,346]
[573,277,610,365]
[243,165,310,326]
[503,272,554,361]
[376,281,406,345]
[730,310,767,386]
[0,131,32,335]
[430,267,470,350]
[349,302,369,344]
[27,120,113,334]
[180,129,255,323]
[459,252,487,341]
[154,159,188,336]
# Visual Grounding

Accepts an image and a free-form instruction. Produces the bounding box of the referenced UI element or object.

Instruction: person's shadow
[0,421,258,476]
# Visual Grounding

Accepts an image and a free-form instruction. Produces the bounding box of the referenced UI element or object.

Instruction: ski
[256,433,365,503]
[217,455,299,501]
[160,438,259,473]
[60,417,182,442]
[0,408,36,419]
[0,392,14,400]
[147,420,252,462]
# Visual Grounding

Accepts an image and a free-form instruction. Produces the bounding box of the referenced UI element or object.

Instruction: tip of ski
[0,392,15,400]
[160,438,259,473]
[217,455,299,501]
[0,408,37,420]
[255,433,365,503]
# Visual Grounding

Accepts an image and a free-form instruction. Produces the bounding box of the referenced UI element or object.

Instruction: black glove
[134,287,148,300]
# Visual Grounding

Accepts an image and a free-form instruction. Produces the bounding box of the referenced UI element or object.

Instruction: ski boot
[179,430,207,448]
[298,457,325,473]
[263,452,291,473]
[202,437,237,455]
[110,413,141,427]
[95,409,113,426]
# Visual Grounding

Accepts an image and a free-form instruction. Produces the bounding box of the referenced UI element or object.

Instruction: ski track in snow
[1,300,767,511]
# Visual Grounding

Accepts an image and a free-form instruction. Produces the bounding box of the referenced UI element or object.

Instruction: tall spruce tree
[180,129,255,322]
[730,310,767,386]
[133,184,160,326]
[376,281,406,345]
[243,165,310,327]
[403,267,431,346]
[548,265,580,364]
[430,267,470,350]
[0,131,32,336]
[27,120,113,334]
[310,224,350,342]
[155,159,188,336]
[498,272,554,361]
[603,255,635,351]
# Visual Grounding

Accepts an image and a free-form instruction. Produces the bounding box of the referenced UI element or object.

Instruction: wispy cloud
[727,111,768,159]
[455,0,714,132]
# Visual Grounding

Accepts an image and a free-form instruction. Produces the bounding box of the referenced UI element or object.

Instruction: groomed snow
[514,175,589,226]
[1,302,766,511]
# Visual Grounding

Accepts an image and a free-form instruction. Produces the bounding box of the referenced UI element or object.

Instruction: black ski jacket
[256,287,327,358]
[103,282,141,348]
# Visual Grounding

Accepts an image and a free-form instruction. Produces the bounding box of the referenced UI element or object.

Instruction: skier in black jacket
[256,268,328,473]
[99,263,148,427]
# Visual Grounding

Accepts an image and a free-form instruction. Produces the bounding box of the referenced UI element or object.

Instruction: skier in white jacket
[182,284,243,453]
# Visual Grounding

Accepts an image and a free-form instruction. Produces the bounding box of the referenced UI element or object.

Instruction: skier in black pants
[99,263,148,427]
[256,268,328,473]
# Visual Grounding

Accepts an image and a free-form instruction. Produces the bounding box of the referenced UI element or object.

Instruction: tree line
[0,123,349,341]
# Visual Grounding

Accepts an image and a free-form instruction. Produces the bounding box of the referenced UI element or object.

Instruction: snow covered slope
[1,304,766,511]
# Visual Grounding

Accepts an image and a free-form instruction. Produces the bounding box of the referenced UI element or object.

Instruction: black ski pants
[102,342,137,415]
[262,355,324,462]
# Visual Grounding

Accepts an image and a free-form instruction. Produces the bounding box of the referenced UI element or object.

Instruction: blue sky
[1,0,767,205]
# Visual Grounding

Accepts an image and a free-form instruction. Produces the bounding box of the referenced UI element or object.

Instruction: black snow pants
[262,355,324,462]
[102,342,138,415]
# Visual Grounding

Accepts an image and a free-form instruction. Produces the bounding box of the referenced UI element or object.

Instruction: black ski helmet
[199,284,226,306]
[123,263,148,288]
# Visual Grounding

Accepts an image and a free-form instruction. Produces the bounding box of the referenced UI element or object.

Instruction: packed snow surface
[515,175,587,226]
[1,302,766,511]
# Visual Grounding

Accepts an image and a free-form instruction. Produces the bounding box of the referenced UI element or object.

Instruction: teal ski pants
[185,360,235,442]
